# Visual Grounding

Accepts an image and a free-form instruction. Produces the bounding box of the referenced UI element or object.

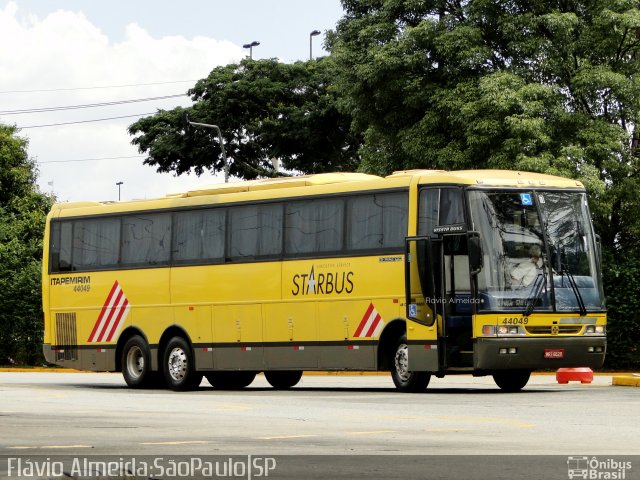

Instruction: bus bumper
[42,343,115,372]
[43,343,56,365]
[474,337,606,370]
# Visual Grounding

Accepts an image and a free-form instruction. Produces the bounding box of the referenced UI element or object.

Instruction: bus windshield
[468,190,604,314]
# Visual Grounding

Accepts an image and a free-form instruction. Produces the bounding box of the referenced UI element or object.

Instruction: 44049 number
[500,317,528,325]
[73,284,91,293]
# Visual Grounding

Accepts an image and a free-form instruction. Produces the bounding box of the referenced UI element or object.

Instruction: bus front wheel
[493,370,531,392]
[391,335,430,392]
[264,371,303,389]
[162,336,202,391]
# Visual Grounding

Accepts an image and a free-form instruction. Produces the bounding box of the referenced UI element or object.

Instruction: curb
[0,368,85,373]
[612,375,640,387]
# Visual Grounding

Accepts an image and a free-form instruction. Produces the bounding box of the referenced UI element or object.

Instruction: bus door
[405,230,483,371]
[404,236,439,372]
[438,231,474,369]
[408,186,484,371]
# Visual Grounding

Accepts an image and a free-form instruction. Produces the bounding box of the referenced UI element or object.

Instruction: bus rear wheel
[162,336,202,391]
[391,335,430,392]
[493,370,531,392]
[206,371,256,389]
[122,335,161,388]
[264,371,302,389]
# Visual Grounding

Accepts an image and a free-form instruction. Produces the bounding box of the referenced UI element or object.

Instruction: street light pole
[309,30,321,60]
[184,114,229,183]
[116,181,123,201]
[242,40,260,60]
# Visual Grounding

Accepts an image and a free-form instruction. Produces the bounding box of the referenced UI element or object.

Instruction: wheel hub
[126,346,144,380]
[167,347,188,381]
[394,343,411,382]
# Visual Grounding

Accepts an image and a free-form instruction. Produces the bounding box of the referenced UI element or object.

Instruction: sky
[0,0,346,202]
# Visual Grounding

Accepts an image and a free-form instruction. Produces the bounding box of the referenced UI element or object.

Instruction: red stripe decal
[87,281,119,342]
[96,289,124,342]
[105,298,129,342]
[364,313,382,338]
[354,303,374,337]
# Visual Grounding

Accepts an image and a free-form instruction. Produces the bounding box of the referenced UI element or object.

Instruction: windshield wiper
[561,267,587,316]
[523,273,546,317]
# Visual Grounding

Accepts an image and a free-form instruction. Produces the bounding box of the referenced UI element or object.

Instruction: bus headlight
[482,325,525,336]
[497,325,524,336]
[584,325,606,335]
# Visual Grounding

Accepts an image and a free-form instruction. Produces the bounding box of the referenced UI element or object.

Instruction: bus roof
[50,169,584,216]
[391,169,584,188]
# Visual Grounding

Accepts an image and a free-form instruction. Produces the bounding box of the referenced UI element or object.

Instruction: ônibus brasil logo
[567,456,632,480]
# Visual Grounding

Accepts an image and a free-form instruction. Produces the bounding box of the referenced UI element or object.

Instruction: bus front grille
[525,325,582,335]
[55,312,78,361]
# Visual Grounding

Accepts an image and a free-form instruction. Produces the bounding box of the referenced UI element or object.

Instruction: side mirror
[468,232,483,275]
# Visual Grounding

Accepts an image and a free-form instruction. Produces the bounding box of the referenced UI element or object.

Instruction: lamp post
[184,114,230,183]
[309,30,321,60]
[116,181,123,201]
[242,40,260,60]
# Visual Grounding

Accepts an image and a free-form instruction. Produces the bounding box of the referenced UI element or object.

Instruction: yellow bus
[42,170,606,392]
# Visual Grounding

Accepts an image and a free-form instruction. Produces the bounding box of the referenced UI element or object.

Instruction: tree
[328,0,640,368]
[128,57,361,180]
[329,0,640,245]
[0,124,52,365]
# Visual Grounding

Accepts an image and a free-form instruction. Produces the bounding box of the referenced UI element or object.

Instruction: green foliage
[128,58,361,180]
[602,250,640,370]
[0,124,52,365]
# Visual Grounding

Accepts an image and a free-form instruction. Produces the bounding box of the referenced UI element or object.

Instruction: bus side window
[418,189,439,237]
[440,188,465,226]
[174,209,226,263]
[346,192,407,250]
[229,204,283,260]
[121,213,172,266]
[285,198,344,255]
[72,218,120,269]
[51,221,73,272]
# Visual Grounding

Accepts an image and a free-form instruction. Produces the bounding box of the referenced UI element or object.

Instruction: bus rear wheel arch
[264,371,303,389]
[162,336,202,391]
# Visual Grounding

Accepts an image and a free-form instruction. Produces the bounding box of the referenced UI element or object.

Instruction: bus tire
[162,336,202,391]
[391,335,430,392]
[264,371,303,389]
[206,371,256,389]
[122,335,157,388]
[493,370,531,392]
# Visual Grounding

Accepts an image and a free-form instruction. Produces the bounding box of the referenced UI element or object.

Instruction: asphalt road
[0,372,638,479]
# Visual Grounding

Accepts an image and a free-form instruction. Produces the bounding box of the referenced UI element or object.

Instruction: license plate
[544,349,565,359]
